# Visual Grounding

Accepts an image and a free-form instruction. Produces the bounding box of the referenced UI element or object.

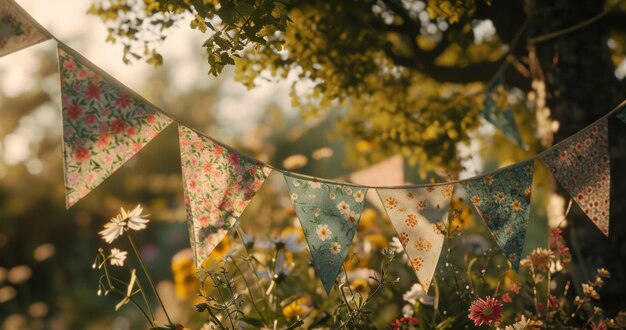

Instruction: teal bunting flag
[462,160,535,270]
[482,82,525,148]
[284,174,367,294]
[539,119,610,236]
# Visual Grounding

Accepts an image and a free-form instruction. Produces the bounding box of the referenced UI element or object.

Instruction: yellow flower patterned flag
[377,185,454,290]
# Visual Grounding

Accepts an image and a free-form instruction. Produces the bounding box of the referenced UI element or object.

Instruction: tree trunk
[530,0,626,313]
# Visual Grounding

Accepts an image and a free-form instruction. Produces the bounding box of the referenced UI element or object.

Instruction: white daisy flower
[109,248,128,267]
[124,205,149,231]
[330,242,341,255]
[353,190,365,202]
[316,224,332,241]
[99,215,126,244]
[337,201,351,215]
[290,192,298,200]
[329,193,336,200]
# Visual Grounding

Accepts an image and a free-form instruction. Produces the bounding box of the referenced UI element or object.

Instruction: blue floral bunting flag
[482,82,524,148]
[462,160,535,270]
[377,185,454,291]
[179,125,272,267]
[284,174,367,294]
[58,47,173,208]
[539,119,610,236]
[0,0,49,57]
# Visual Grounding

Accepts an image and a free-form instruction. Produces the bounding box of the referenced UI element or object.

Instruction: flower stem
[127,232,173,326]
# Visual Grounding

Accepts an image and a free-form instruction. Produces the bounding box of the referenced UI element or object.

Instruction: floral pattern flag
[284,174,367,294]
[179,125,272,267]
[482,81,524,148]
[58,47,173,208]
[0,0,49,58]
[539,119,610,236]
[462,160,535,271]
[377,185,454,291]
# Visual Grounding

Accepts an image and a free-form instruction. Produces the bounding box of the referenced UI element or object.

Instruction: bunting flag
[179,125,272,267]
[377,185,454,291]
[616,107,626,124]
[58,47,173,208]
[284,174,367,294]
[539,119,610,236]
[482,82,524,148]
[462,160,534,270]
[348,155,404,212]
[0,0,49,58]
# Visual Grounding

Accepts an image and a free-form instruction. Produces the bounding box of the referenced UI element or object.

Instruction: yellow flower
[350,278,369,293]
[364,233,388,249]
[282,296,312,319]
[358,208,377,233]
[449,198,474,229]
[171,249,200,301]
[201,236,232,268]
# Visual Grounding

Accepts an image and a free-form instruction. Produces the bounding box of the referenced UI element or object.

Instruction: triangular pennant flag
[462,160,534,270]
[616,107,626,124]
[377,185,454,291]
[348,155,404,212]
[482,82,525,148]
[179,125,272,267]
[284,174,367,294]
[58,47,172,208]
[0,0,49,58]
[539,119,610,236]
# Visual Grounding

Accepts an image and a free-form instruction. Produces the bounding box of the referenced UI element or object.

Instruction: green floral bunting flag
[378,185,454,291]
[0,0,49,58]
[179,125,272,267]
[462,160,535,270]
[284,174,367,294]
[539,119,610,236]
[58,47,173,208]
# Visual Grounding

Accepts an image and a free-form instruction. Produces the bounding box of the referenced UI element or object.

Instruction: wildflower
[358,208,377,233]
[391,316,418,330]
[316,224,332,241]
[171,249,199,301]
[548,295,559,308]
[390,237,404,254]
[402,283,434,306]
[282,296,312,319]
[109,248,127,267]
[99,205,150,243]
[582,283,600,299]
[527,248,555,270]
[501,293,512,303]
[468,296,503,326]
[272,251,294,284]
[509,281,521,294]
[350,278,369,293]
[597,268,610,278]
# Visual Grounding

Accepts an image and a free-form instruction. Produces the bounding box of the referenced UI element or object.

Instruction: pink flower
[66,104,83,121]
[111,120,126,134]
[127,126,137,136]
[85,83,100,100]
[74,147,90,162]
[76,68,89,79]
[501,293,512,303]
[509,281,521,294]
[468,296,503,326]
[146,114,156,124]
[63,59,76,71]
[114,94,133,109]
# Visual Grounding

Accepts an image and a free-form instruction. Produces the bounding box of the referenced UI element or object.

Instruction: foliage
[87,0,517,174]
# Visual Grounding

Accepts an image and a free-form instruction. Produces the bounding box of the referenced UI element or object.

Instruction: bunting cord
[6,0,626,190]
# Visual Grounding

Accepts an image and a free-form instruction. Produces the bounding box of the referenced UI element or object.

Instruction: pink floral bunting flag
[179,125,272,267]
[0,0,49,57]
[539,119,610,236]
[377,185,454,291]
[58,47,173,208]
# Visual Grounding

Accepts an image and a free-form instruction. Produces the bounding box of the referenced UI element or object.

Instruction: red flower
[509,281,521,294]
[74,147,90,162]
[391,317,418,330]
[63,59,76,71]
[501,293,512,303]
[146,114,156,124]
[66,104,83,121]
[548,295,559,308]
[114,94,133,109]
[111,119,126,134]
[85,83,100,100]
[228,153,240,165]
[85,114,98,126]
[127,126,137,136]
[468,296,503,326]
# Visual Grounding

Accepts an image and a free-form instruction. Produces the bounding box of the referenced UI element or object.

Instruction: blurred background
[1,0,626,329]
